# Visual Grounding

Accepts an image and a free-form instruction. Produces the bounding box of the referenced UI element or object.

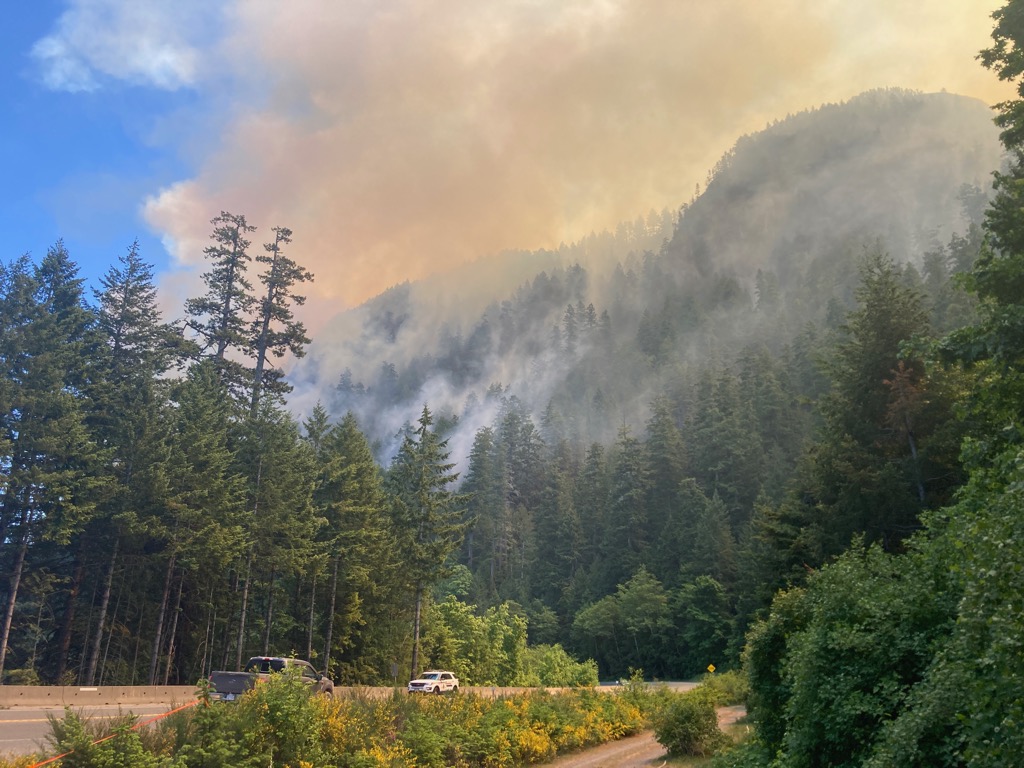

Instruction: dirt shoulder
[543,705,746,768]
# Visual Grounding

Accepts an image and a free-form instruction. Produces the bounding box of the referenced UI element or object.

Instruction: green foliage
[25,677,648,768]
[521,643,599,687]
[701,669,749,707]
[742,543,955,766]
[421,596,527,685]
[235,669,331,767]
[47,709,168,768]
[650,686,730,758]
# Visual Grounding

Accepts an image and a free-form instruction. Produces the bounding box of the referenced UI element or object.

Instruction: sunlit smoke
[139,0,1011,323]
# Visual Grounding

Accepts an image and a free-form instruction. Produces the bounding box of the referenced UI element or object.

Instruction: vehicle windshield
[420,672,440,680]
[244,658,287,673]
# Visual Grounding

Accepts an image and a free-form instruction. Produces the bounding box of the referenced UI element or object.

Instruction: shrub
[650,687,730,758]
[701,668,749,706]
[46,710,168,768]
[26,676,650,767]
[618,668,653,714]
[521,644,599,687]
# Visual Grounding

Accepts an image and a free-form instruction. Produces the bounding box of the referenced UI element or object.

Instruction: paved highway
[0,704,188,759]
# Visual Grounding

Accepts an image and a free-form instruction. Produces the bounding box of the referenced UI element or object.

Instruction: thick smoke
[141,0,1011,324]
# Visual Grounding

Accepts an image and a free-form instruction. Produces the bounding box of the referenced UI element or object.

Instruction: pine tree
[801,251,936,555]
[600,425,649,591]
[460,426,503,599]
[150,361,247,683]
[644,396,688,584]
[231,399,318,663]
[184,212,257,399]
[0,244,104,680]
[76,242,183,685]
[248,227,313,415]
[311,412,390,681]
[386,405,467,678]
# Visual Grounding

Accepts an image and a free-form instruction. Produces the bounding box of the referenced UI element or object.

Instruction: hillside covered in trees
[2,26,1023,757]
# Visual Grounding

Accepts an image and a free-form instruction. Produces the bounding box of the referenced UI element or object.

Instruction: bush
[46,710,167,768]
[521,644,600,687]
[650,687,729,758]
[701,669,749,706]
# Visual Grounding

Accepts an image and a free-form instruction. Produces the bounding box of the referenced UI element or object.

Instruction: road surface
[0,704,185,759]
[544,706,747,768]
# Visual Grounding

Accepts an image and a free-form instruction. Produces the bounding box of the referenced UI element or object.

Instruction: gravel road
[543,706,747,768]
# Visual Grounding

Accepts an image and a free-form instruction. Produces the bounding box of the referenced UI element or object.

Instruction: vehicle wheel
[451,686,459,694]
[433,686,441,694]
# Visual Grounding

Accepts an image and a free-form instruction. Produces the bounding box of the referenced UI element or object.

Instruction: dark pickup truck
[208,656,335,701]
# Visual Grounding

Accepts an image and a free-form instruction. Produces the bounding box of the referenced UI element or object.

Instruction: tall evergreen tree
[76,242,183,685]
[311,412,391,681]
[600,425,649,591]
[231,399,318,664]
[248,226,313,415]
[150,361,246,683]
[184,212,257,398]
[460,426,504,600]
[0,244,104,680]
[644,396,688,584]
[800,251,936,556]
[387,405,467,678]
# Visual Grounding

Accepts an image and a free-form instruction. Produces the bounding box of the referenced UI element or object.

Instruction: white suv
[408,670,460,694]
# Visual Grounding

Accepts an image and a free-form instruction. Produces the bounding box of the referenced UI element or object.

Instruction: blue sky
[1,1,207,293]
[2,1,1012,318]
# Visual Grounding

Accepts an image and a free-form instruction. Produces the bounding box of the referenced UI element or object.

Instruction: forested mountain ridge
[294,89,1001,458]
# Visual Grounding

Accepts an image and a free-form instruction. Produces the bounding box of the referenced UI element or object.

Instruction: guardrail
[0,685,197,708]
[0,681,694,709]
[0,685,559,708]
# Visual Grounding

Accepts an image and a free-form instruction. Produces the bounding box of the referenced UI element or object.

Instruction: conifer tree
[184,212,257,398]
[0,244,104,680]
[248,227,313,415]
[77,242,183,685]
[150,361,246,683]
[460,426,503,598]
[601,425,649,591]
[311,412,390,680]
[231,399,318,662]
[644,396,688,583]
[387,405,467,678]
[803,252,934,555]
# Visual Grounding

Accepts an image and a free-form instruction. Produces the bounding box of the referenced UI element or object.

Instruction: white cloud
[31,0,216,91]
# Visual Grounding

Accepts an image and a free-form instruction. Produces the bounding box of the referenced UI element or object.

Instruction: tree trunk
[201,585,215,679]
[306,572,316,662]
[0,520,32,682]
[410,585,423,681]
[55,554,85,683]
[221,570,238,671]
[163,572,185,685]
[84,538,118,685]
[235,548,253,669]
[261,570,276,656]
[904,415,926,503]
[148,553,176,685]
[100,561,130,685]
[322,556,339,677]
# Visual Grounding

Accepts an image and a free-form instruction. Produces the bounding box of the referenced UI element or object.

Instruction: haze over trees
[0,12,1021,757]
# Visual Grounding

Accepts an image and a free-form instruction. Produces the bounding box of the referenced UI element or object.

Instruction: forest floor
[543,705,747,767]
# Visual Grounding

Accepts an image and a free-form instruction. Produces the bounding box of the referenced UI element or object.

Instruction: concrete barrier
[0,683,649,708]
[0,686,197,709]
